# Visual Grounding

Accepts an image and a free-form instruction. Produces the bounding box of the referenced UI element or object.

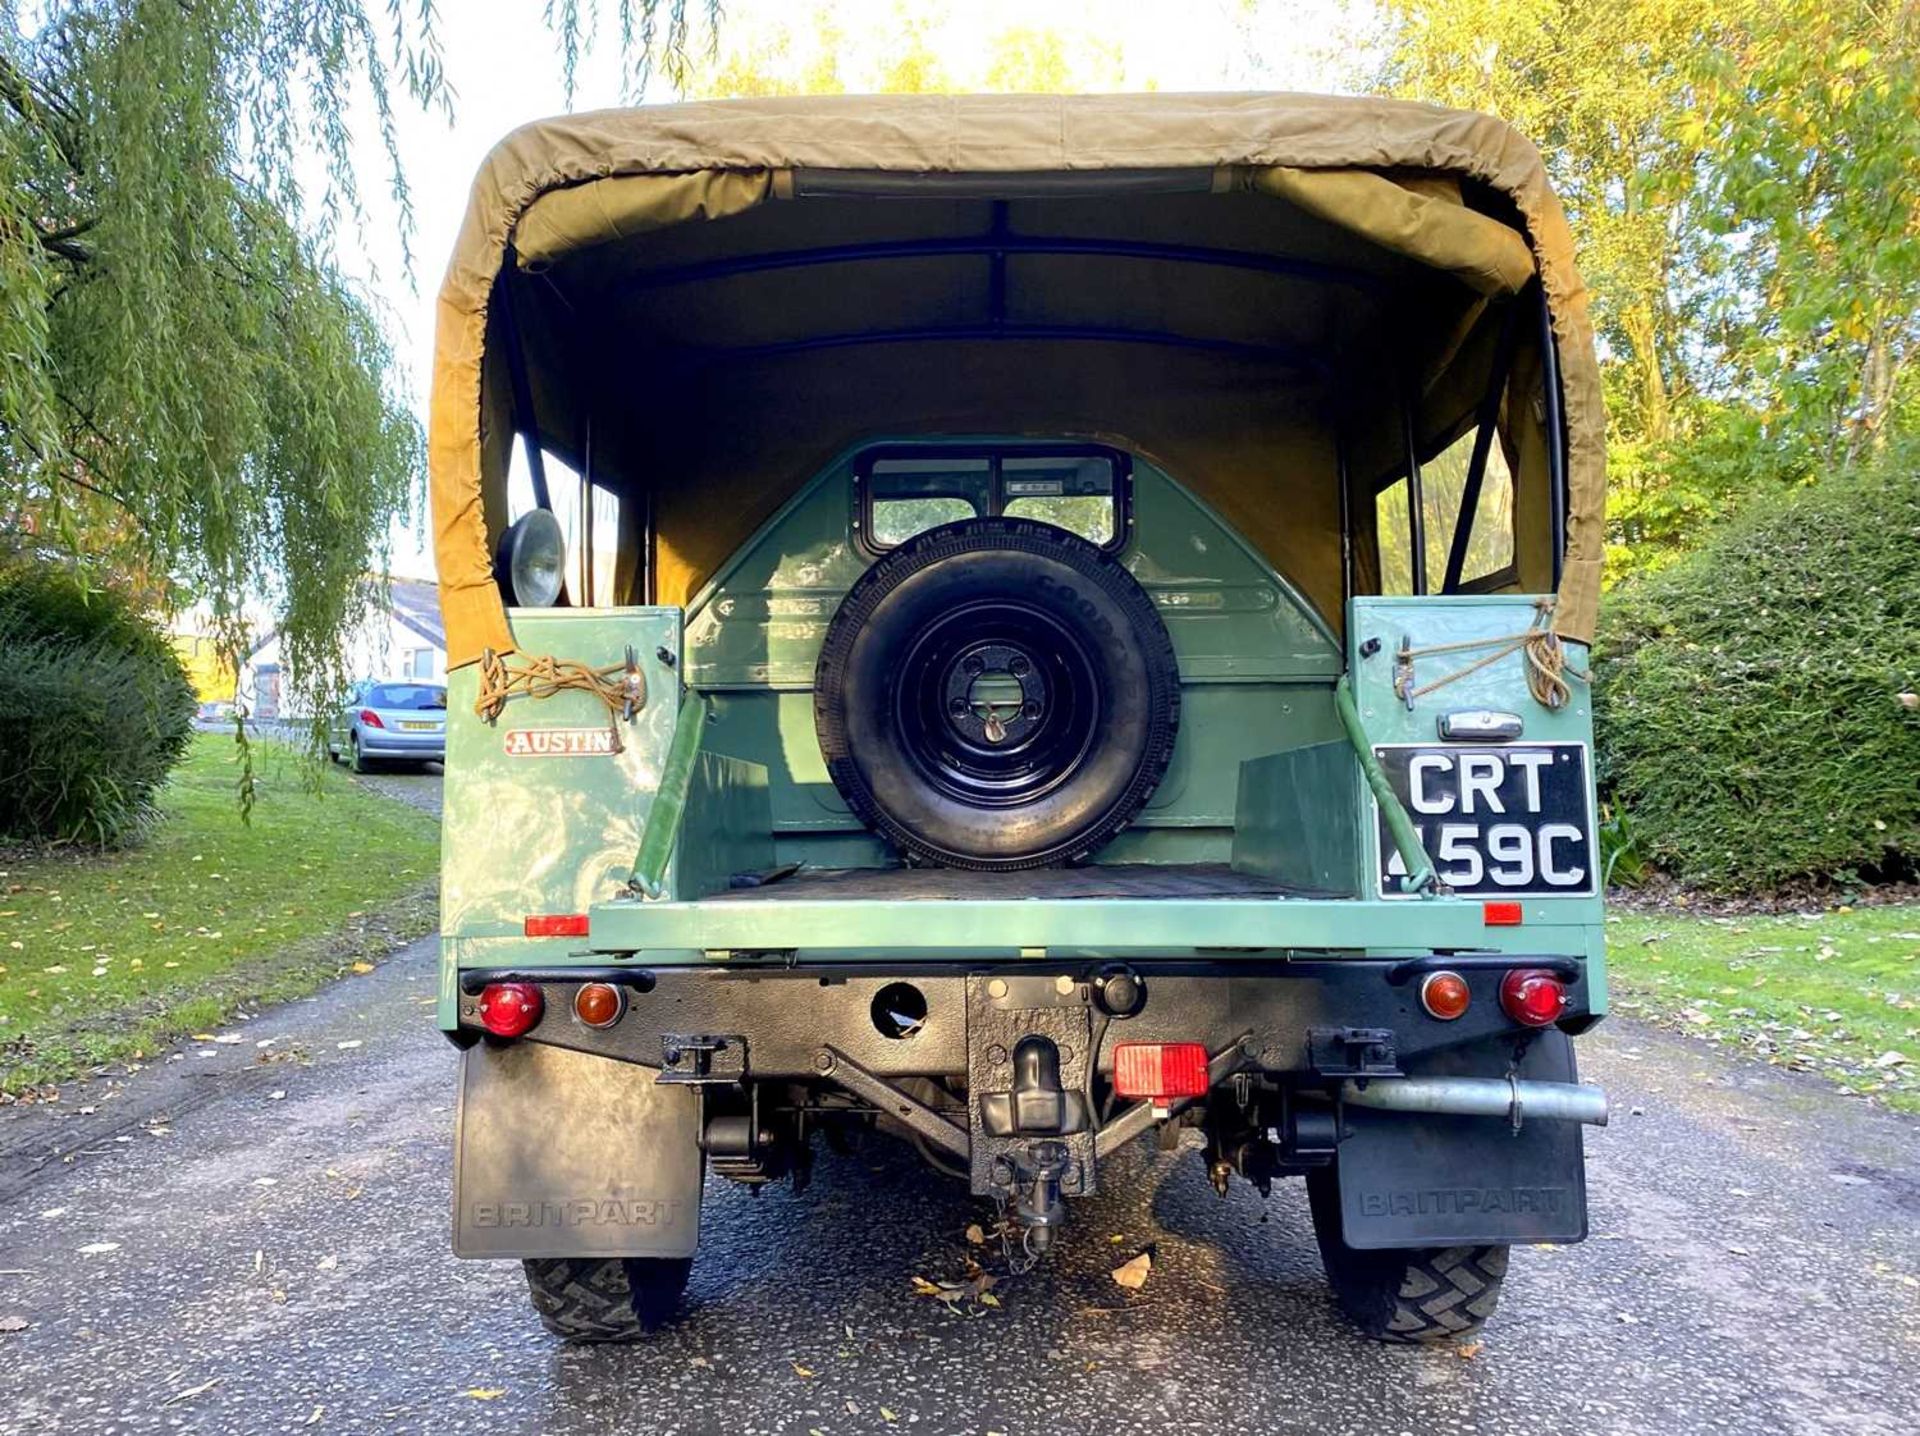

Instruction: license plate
[1374,743,1596,897]
[401,721,439,732]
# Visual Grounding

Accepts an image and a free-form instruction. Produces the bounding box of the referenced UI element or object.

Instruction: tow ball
[980,1035,1091,1252]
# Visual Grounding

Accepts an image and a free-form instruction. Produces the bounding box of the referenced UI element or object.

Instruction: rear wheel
[522,1256,693,1342]
[348,731,372,774]
[1305,1165,1508,1343]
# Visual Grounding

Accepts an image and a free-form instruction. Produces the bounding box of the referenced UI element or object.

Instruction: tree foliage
[0,1,696,796]
[1371,0,1920,576]
[1594,450,1920,889]
[0,2,442,759]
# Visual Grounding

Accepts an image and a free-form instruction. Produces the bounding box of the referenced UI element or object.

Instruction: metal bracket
[657,1033,747,1085]
[1306,1026,1400,1078]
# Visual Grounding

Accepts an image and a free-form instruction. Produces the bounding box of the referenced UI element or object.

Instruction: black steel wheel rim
[891,599,1103,808]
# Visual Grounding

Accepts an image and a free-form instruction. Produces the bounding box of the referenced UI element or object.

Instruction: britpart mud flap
[452,1042,702,1259]
[1334,1033,1588,1249]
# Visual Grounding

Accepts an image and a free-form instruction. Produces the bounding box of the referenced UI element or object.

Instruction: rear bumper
[358,728,445,757]
[447,955,1599,1080]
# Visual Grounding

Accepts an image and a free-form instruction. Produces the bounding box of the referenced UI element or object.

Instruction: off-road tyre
[522,1256,693,1342]
[815,518,1180,869]
[1305,1165,1508,1343]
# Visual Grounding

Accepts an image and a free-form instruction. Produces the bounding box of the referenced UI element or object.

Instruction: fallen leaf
[317,1255,338,1271]
[965,1223,986,1246]
[303,1405,324,1426]
[1455,1341,1484,1360]
[880,1408,899,1423]
[909,1275,942,1297]
[462,1388,506,1401]
[350,962,374,975]
[688,1355,711,1369]
[163,1377,222,1406]
[979,1291,1001,1308]
[791,1362,814,1379]
[1112,1252,1152,1290]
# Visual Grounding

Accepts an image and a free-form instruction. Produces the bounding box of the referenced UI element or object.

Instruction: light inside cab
[1112,1042,1210,1101]
[495,508,566,607]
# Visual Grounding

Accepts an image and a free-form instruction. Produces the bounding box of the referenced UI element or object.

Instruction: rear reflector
[1112,1042,1210,1101]
[1483,901,1524,926]
[524,913,590,938]
[476,982,543,1038]
[1500,968,1569,1027]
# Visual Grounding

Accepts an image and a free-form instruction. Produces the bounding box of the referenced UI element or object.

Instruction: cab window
[861,448,1126,551]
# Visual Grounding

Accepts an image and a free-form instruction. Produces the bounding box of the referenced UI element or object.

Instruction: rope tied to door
[1392,598,1587,710]
[473,647,648,751]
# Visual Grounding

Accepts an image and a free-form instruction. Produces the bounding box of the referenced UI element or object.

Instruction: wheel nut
[1054,975,1076,996]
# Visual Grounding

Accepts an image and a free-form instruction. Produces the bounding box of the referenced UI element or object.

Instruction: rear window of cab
[858,448,1128,552]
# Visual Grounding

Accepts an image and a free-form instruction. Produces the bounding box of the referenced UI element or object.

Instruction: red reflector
[1500,969,1568,1028]
[476,981,543,1038]
[1483,901,1524,926]
[358,708,384,729]
[524,913,590,938]
[1112,1042,1210,1101]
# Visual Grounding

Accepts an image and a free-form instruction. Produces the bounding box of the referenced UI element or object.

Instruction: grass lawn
[1608,904,1920,1113]
[0,733,439,1093]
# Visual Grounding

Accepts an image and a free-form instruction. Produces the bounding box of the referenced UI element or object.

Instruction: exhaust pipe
[1341,1075,1609,1127]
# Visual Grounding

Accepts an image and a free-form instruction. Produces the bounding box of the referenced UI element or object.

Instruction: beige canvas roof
[430,92,1604,666]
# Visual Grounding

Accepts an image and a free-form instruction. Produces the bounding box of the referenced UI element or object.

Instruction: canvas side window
[1375,426,1516,594]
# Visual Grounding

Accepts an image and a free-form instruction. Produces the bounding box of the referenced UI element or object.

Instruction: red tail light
[477,982,543,1038]
[1483,901,1523,926]
[1500,969,1568,1027]
[1112,1042,1210,1101]
[524,913,590,938]
[358,708,384,729]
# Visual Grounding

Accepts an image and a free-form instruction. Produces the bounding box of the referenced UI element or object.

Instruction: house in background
[242,576,446,720]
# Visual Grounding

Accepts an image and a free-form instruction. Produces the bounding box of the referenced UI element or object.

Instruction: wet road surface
[1,934,1916,1435]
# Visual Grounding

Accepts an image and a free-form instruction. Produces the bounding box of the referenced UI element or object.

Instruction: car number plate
[1374,743,1596,897]
[401,721,438,731]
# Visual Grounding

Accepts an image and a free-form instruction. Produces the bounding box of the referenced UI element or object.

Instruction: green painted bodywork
[437,448,1606,1026]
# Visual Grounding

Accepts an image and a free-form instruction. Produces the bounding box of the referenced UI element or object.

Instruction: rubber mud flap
[1336,1033,1588,1249]
[453,1041,702,1259]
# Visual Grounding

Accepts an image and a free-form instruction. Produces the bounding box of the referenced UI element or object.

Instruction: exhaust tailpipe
[1341,1075,1609,1127]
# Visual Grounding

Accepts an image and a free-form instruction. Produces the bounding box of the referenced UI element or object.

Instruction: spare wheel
[814,518,1180,870]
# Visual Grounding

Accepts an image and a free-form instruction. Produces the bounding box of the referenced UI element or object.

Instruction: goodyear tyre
[815,519,1180,869]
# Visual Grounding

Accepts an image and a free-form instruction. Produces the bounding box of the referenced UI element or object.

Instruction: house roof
[386,578,447,651]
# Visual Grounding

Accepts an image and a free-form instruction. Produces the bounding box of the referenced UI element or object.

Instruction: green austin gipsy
[428,91,1611,1345]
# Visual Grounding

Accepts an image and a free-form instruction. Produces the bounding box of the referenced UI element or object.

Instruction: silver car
[327,680,447,771]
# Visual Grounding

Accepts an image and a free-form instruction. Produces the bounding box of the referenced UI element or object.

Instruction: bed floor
[709,862,1323,902]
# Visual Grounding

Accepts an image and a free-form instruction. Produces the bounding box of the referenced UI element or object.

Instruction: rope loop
[1392,598,1588,711]
[474,646,648,751]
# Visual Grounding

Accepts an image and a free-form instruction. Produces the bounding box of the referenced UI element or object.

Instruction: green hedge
[1595,458,1920,890]
[0,562,196,846]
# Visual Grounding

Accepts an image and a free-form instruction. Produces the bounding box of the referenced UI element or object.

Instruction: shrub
[0,561,196,846]
[1594,456,1920,890]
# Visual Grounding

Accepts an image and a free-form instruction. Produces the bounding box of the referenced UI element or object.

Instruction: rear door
[1346,596,1599,905]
